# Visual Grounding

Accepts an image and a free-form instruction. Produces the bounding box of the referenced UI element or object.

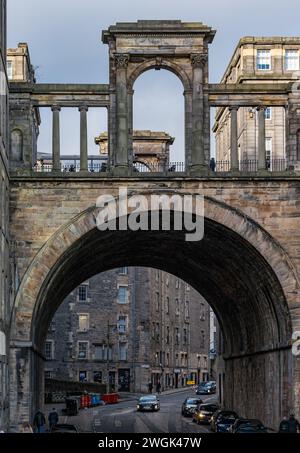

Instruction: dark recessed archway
[10,195,299,428]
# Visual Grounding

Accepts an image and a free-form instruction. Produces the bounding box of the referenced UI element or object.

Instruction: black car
[196,381,216,395]
[193,403,220,424]
[210,410,239,432]
[181,397,203,417]
[137,395,160,412]
[229,418,268,433]
[50,423,79,433]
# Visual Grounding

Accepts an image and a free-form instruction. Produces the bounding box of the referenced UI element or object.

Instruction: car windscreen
[140,396,156,402]
[199,405,218,412]
[186,399,198,404]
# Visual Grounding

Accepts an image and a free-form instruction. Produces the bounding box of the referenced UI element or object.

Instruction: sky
[7,0,300,161]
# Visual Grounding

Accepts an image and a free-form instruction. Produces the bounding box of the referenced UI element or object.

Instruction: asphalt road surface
[61,389,216,433]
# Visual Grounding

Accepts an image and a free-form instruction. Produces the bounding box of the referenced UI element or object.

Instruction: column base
[111,165,130,177]
[188,164,209,177]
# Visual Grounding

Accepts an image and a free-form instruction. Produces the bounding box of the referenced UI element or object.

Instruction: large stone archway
[9,191,300,429]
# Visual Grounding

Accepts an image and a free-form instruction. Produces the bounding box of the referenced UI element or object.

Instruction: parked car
[181,397,203,417]
[210,410,239,432]
[196,381,216,395]
[136,395,160,412]
[193,403,220,424]
[229,418,268,433]
[50,423,79,433]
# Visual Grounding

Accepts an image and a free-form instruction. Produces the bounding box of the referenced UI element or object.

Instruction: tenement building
[213,37,300,170]
[45,268,211,393]
[0,0,10,432]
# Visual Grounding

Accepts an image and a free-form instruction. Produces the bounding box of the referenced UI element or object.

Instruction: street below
[57,389,215,433]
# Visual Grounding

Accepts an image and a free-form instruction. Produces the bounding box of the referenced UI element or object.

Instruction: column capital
[256,105,266,111]
[51,105,61,112]
[115,53,130,69]
[229,106,239,112]
[78,105,89,112]
[190,53,208,68]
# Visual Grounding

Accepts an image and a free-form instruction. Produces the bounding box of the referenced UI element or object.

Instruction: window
[78,314,89,332]
[45,341,53,360]
[118,316,127,333]
[93,371,102,383]
[266,137,272,169]
[166,326,170,344]
[175,328,180,345]
[155,323,160,341]
[200,303,206,321]
[155,269,159,282]
[78,285,87,302]
[45,370,54,379]
[183,328,187,345]
[285,49,299,71]
[186,283,190,292]
[119,267,128,275]
[156,292,160,312]
[200,331,205,349]
[175,298,180,315]
[257,49,271,70]
[175,353,179,366]
[119,343,127,361]
[166,353,170,367]
[78,341,88,359]
[184,301,190,320]
[166,297,170,314]
[79,371,87,382]
[48,321,55,332]
[7,60,13,79]
[265,107,272,120]
[94,345,103,361]
[175,279,179,289]
[118,286,128,304]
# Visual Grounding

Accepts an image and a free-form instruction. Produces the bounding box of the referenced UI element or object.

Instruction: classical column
[79,105,88,171]
[127,89,134,167]
[115,53,129,173]
[190,54,207,174]
[51,106,61,172]
[230,107,239,171]
[257,106,266,171]
[184,89,193,169]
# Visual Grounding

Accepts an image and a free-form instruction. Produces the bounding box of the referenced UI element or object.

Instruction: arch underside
[12,200,298,428]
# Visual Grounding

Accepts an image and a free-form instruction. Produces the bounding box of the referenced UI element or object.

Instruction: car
[136,395,160,412]
[193,403,220,424]
[49,423,79,433]
[229,418,268,433]
[196,381,216,395]
[210,410,239,432]
[181,397,203,417]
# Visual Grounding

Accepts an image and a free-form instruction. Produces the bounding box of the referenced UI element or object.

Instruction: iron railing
[214,158,287,173]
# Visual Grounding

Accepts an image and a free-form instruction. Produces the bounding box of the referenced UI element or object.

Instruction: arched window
[297,129,300,161]
[10,129,23,161]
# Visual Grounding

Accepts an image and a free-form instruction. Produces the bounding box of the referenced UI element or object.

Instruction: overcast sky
[8,0,300,161]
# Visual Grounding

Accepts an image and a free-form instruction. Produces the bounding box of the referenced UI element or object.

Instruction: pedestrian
[286,414,300,433]
[156,381,161,394]
[148,381,153,394]
[210,157,216,172]
[278,416,290,433]
[33,410,46,433]
[48,407,59,430]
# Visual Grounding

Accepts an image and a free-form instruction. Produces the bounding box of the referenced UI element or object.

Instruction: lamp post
[106,320,117,394]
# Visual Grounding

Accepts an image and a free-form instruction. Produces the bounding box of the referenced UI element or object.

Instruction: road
[61,389,216,433]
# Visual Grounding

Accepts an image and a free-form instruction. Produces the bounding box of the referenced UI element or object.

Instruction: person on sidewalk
[48,408,59,430]
[287,414,300,433]
[148,381,153,394]
[33,410,46,433]
[156,381,161,394]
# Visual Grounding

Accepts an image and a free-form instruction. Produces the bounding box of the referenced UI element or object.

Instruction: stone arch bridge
[7,21,300,429]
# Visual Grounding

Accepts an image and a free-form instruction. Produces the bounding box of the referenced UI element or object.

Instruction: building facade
[0,0,10,432]
[213,37,300,169]
[45,267,211,393]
